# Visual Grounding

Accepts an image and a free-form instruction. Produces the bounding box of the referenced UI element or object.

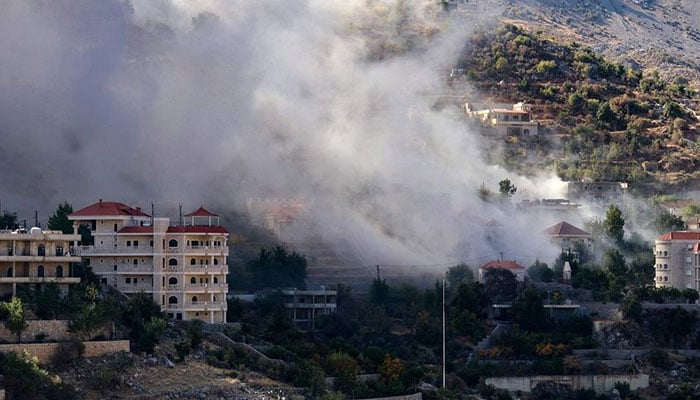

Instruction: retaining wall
[361,394,422,400]
[0,340,130,364]
[0,320,111,343]
[485,374,649,393]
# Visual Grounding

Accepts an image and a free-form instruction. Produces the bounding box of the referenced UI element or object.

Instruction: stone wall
[486,374,649,394]
[0,340,130,364]
[0,320,72,343]
[361,394,422,400]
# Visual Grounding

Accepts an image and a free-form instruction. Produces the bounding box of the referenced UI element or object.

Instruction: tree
[0,210,19,230]
[603,248,627,276]
[498,179,517,198]
[369,277,390,306]
[446,263,474,288]
[604,204,625,243]
[247,246,307,290]
[527,260,556,282]
[2,297,27,343]
[682,288,699,304]
[652,210,686,234]
[482,268,518,302]
[47,202,74,234]
[511,286,550,332]
[122,293,165,353]
[35,282,63,319]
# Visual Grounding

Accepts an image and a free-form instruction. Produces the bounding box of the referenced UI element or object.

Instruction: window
[150,240,154,247]
[55,246,63,256]
[133,259,138,266]
[126,278,131,284]
[37,244,46,256]
[114,265,118,271]
[665,276,668,281]
[168,258,178,266]
[214,259,219,265]
[127,241,131,247]
[190,277,196,284]
[213,277,218,284]
[192,296,198,303]
[114,224,118,232]
[37,265,45,278]
[6,268,11,277]
[190,258,196,266]
[133,240,139,247]
[56,265,63,278]
[168,239,178,248]
[169,277,178,285]
[168,296,178,304]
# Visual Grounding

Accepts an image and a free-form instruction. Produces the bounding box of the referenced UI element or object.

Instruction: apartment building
[0,228,81,298]
[654,231,700,290]
[69,200,229,323]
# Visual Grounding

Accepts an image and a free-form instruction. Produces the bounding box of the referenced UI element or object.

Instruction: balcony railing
[76,245,153,255]
[113,265,155,274]
[184,283,228,292]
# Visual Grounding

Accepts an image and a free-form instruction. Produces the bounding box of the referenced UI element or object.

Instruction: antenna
[179,204,183,226]
[34,210,38,228]
[151,202,155,225]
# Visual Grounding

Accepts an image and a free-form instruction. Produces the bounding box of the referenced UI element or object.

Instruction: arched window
[168,277,178,285]
[190,258,196,265]
[192,296,198,303]
[37,265,45,278]
[168,258,178,266]
[190,277,196,284]
[56,265,63,278]
[213,259,219,265]
[213,277,218,284]
[168,296,178,304]
[37,244,45,256]
[168,239,178,248]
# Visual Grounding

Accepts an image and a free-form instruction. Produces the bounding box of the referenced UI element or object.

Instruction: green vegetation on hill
[455,23,700,185]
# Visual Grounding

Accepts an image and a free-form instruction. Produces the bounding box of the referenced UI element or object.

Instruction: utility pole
[442,278,446,389]
[376,265,381,280]
[34,210,38,228]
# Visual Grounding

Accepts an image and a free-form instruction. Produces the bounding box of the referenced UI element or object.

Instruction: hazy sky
[0,0,567,267]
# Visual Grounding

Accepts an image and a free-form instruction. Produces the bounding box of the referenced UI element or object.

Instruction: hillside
[452,22,700,190]
[500,0,700,87]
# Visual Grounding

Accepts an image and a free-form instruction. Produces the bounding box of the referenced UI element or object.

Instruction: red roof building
[68,201,230,323]
[543,221,593,253]
[478,259,526,282]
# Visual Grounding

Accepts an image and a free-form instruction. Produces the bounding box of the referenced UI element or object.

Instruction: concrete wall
[485,374,649,394]
[0,340,129,364]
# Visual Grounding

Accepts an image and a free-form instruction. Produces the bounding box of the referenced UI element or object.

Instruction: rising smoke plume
[0,0,565,270]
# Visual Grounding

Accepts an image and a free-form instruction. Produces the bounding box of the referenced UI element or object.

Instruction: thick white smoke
[0,0,562,269]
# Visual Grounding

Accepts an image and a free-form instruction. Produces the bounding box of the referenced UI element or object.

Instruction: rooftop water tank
[30,227,42,235]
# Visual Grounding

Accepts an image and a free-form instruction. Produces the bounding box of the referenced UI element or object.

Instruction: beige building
[465,102,540,136]
[69,200,229,323]
[0,228,81,298]
[654,231,700,290]
[543,221,593,254]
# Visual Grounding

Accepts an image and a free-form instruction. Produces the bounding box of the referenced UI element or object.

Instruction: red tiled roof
[70,200,150,218]
[167,226,229,234]
[480,260,525,270]
[185,206,219,217]
[543,221,591,237]
[657,231,700,241]
[118,226,154,234]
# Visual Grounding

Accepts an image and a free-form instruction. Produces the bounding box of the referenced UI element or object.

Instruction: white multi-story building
[654,231,700,290]
[0,228,81,298]
[69,200,229,323]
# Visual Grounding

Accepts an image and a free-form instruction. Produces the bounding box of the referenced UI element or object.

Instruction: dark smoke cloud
[0,0,563,267]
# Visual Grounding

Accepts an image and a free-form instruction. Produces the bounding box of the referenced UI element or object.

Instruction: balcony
[184,300,227,310]
[120,284,154,293]
[113,265,155,274]
[184,283,228,293]
[76,245,153,255]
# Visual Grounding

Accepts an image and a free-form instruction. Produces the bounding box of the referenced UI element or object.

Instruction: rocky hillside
[500,0,700,87]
